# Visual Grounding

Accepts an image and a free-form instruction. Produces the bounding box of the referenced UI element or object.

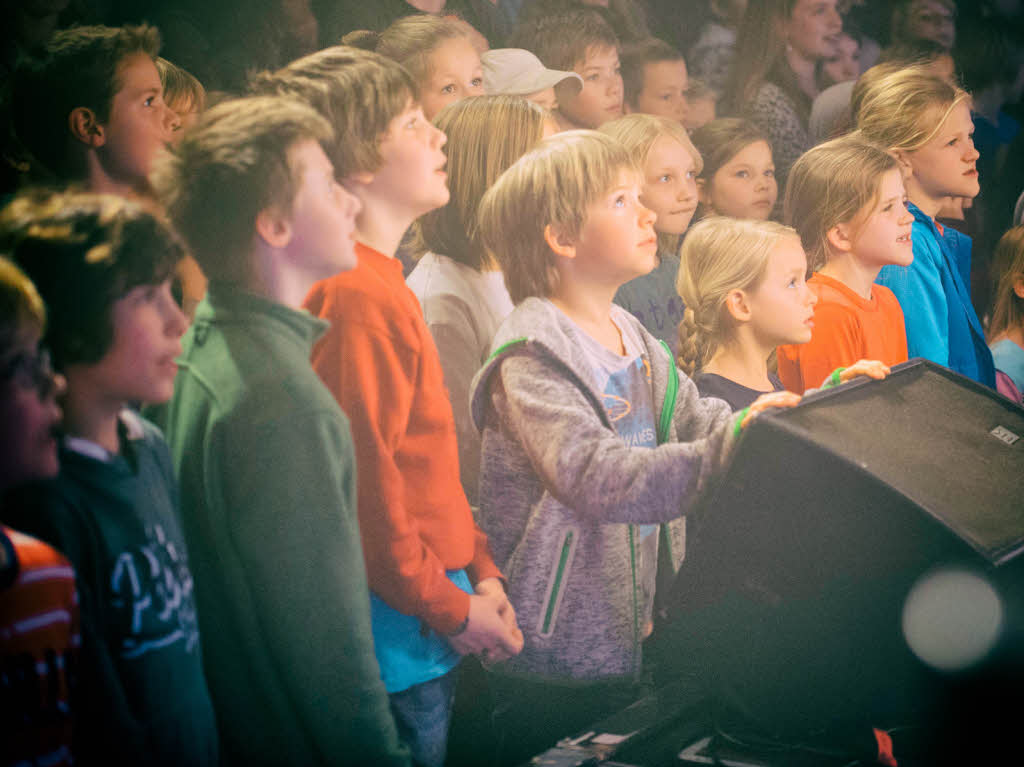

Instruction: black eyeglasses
[1,346,59,398]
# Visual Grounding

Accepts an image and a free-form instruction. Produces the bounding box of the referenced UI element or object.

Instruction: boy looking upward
[0,190,216,766]
[510,9,623,131]
[152,95,409,766]
[255,45,523,767]
[12,24,180,198]
[470,130,798,763]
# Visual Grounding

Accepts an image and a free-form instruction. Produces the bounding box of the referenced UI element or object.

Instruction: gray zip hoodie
[469,297,737,682]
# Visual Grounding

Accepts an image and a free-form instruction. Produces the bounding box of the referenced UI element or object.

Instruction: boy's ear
[724,288,752,323]
[254,206,293,249]
[543,223,576,260]
[69,107,105,148]
[825,223,854,255]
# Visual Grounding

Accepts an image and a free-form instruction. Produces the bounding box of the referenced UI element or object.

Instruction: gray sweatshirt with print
[469,298,736,682]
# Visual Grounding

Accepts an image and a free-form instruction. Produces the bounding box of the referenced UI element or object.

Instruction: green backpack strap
[656,340,679,444]
[656,340,680,568]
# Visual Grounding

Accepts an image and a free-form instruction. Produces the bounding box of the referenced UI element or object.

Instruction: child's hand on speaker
[838,359,890,384]
[741,390,802,429]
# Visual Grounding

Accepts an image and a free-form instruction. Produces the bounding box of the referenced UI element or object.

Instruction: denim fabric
[389,668,458,767]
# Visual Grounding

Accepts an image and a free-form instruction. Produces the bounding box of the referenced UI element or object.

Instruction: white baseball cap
[482,48,583,97]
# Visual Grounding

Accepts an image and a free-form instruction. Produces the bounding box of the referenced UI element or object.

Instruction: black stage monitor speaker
[658,359,1024,747]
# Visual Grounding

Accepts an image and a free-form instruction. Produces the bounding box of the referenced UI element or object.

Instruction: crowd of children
[1,1,1023,766]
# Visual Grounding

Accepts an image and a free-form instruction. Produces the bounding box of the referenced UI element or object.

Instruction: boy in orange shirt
[778,136,912,393]
[255,47,523,767]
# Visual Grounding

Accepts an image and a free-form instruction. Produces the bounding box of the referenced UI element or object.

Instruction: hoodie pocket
[537,526,579,638]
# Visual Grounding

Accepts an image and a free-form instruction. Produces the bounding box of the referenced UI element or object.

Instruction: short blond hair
[413,95,547,271]
[676,216,797,375]
[855,65,969,153]
[156,57,206,115]
[600,113,702,252]
[478,129,638,303]
[249,46,414,179]
[599,113,702,174]
[785,135,899,271]
[0,256,46,356]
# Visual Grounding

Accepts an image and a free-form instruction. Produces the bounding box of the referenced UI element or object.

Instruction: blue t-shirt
[991,338,1024,395]
[614,251,686,355]
[369,569,472,693]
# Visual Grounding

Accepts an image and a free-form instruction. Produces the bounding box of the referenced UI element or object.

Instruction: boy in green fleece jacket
[152,95,410,766]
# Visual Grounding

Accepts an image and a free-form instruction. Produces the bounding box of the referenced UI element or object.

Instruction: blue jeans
[389,668,457,767]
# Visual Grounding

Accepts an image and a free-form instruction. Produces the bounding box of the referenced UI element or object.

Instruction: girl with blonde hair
[856,65,996,387]
[676,217,887,410]
[406,95,547,507]
[600,113,701,350]
[344,14,484,120]
[776,135,913,393]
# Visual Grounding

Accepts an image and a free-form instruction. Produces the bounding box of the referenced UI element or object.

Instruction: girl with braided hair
[676,216,888,410]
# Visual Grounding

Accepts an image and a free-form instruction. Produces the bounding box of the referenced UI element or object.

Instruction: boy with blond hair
[470,130,798,763]
[510,8,623,130]
[254,47,522,767]
[151,95,409,766]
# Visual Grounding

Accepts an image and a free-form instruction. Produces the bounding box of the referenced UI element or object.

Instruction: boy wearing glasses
[0,256,77,767]
[0,192,217,766]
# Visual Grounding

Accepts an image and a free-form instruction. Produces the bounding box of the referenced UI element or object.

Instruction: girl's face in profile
[744,236,817,347]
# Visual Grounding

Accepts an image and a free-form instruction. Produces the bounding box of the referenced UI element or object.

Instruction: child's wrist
[733,407,751,437]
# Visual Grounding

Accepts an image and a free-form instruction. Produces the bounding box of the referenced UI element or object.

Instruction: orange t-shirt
[1,525,78,767]
[303,243,501,635]
[778,272,908,394]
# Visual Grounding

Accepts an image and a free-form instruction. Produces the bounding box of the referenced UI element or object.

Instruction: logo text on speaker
[990,425,1020,445]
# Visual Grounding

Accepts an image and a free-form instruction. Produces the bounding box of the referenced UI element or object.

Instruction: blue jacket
[876,203,995,387]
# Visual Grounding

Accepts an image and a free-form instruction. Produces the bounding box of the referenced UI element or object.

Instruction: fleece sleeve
[492,353,737,525]
[220,409,410,766]
[309,312,475,636]
[877,228,950,367]
[420,294,487,510]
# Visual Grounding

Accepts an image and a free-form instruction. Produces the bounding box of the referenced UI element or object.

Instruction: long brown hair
[988,226,1024,341]
[412,96,547,270]
[721,0,811,121]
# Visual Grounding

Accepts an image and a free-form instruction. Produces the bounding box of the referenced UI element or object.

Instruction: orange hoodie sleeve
[305,278,477,636]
